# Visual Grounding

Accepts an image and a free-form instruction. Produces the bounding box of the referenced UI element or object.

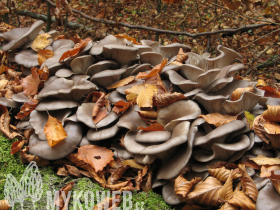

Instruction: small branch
[46,2,51,32]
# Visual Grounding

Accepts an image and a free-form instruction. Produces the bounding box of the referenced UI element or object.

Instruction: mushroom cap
[181,64,205,82]
[141,40,161,53]
[12,92,29,103]
[29,122,83,160]
[157,100,201,131]
[121,64,139,78]
[110,143,133,159]
[108,90,127,103]
[133,44,152,55]
[79,136,97,147]
[16,120,33,129]
[76,103,120,129]
[102,44,138,66]
[130,63,151,76]
[160,43,191,59]
[87,125,120,141]
[70,55,96,74]
[35,99,79,111]
[256,182,280,210]
[0,97,19,108]
[135,131,171,143]
[161,65,181,75]
[29,109,72,140]
[14,49,39,68]
[52,39,75,51]
[116,79,143,95]
[140,52,163,67]
[55,68,75,78]
[162,181,182,205]
[0,20,44,51]
[194,93,228,113]
[86,60,119,77]
[134,154,156,164]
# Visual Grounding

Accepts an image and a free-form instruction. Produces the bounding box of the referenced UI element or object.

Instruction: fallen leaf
[0,79,8,90]
[95,9,105,18]
[253,115,270,144]
[263,120,280,134]
[138,122,165,131]
[77,145,114,172]
[185,177,223,206]
[66,153,88,170]
[93,195,121,210]
[115,34,141,45]
[0,200,10,210]
[155,92,187,108]
[218,202,238,210]
[31,33,52,52]
[250,155,280,165]
[54,182,74,208]
[199,113,238,127]
[15,98,38,120]
[20,147,50,166]
[135,165,149,191]
[244,111,255,130]
[136,58,168,79]
[112,100,131,114]
[145,73,167,94]
[10,140,25,155]
[136,84,158,108]
[69,34,82,43]
[258,86,280,98]
[263,105,280,122]
[231,87,254,101]
[44,115,68,147]
[228,191,255,210]
[174,175,202,198]
[92,92,108,124]
[4,89,14,99]
[256,79,267,87]
[65,164,81,177]
[218,171,233,201]
[260,165,280,178]
[38,49,54,66]
[275,73,280,80]
[108,165,130,184]
[0,112,22,139]
[221,0,241,10]
[106,76,135,89]
[123,159,145,170]
[175,48,189,63]
[24,129,34,144]
[137,111,158,119]
[22,68,41,96]
[57,166,69,176]
[239,157,261,170]
[208,167,241,182]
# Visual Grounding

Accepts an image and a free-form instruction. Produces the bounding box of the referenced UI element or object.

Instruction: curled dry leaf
[263,105,280,122]
[239,157,261,170]
[238,164,258,202]
[218,170,233,201]
[185,177,223,206]
[0,1,9,15]
[260,165,280,178]
[253,115,270,144]
[106,76,135,89]
[15,98,38,120]
[228,191,255,210]
[22,67,41,96]
[24,129,34,144]
[1,112,22,139]
[86,165,107,186]
[69,34,82,43]
[263,120,280,134]
[221,0,241,10]
[174,175,202,199]
[136,84,158,108]
[218,202,239,210]
[77,145,114,172]
[249,155,280,165]
[244,111,255,130]
[123,159,145,170]
[145,73,167,94]
[135,165,149,191]
[256,79,267,87]
[31,33,52,52]
[112,100,131,114]
[20,147,50,166]
[54,182,74,208]
[230,86,254,101]
[108,165,130,184]
[175,48,189,63]
[65,164,81,177]
[93,195,121,210]
[0,200,10,210]
[136,58,168,79]
[258,86,280,98]
[208,167,241,182]
[138,122,165,131]
[269,171,280,194]
[10,140,25,155]
[155,92,187,108]
[0,80,8,90]
[114,34,141,45]
[199,113,238,127]
[38,49,54,66]
[43,115,68,147]
[137,111,158,119]
[57,166,69,176]
[92,92,108,124]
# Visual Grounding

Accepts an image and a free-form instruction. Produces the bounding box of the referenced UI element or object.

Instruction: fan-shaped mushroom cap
[183,88,204,99]
[194,93,228,113]
[157,100,201,131]
[181,64,205,82]
[79,136,97,147]
[29,109,72,141]
[157,118,206,180]
[89,35,127,55]
[0,20,44,51]
[140,121,190,155]
[140,52,163,67]
[121,64,139,78]
[162,181,182,205]
[256,182,280,210]
[70,55,96,74]
[161,65,181,74]
[160,43,191,59]
[77,103,120,129]
[90,67,127,87]
[129,63,150,76]
[52,39,75,51]
[35,99,79,111]
[252,174,270,190]
[135,131,171,143]
[0,97,19,108]
[14,49,39,68]
[55,68,75,78]
[110,143,133,159]
[134,154,156,164]
[29,122,83,160]
[133,44,152,55]
[108,90,127,103]
[12,92,29,103]
[102,44,138,66]
[87,125,120,141]
[250,146,274,157]
[65,113,78,123]
[141,40,161,53]
[16,120,32,129]
[86,60,119,77]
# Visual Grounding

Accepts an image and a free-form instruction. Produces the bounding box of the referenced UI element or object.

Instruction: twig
[252,68,280,76]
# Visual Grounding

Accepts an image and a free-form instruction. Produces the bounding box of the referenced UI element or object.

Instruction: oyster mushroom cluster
[0,20,276,207]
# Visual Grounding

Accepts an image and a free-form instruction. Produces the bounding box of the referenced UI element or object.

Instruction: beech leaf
[228,191,255,210]
[106,76,135,89]
[136,58,168,79]
[10,140,25,155]
[123,159,145,170]
[218,170,233,201]
[38,49,54,66]
[208,166,241,182]
[31,33,52,52]
[258,86,280,98]
[15,98,38,120]
[112,100,131,114]
[260,165,280,178]
[230,87,254,101]
[263,105,280,122]
[114,34,141,45]
[174,175,202,199]
[138,122,165,131]
[249,155,280,165]
[199,113,238,127]
[155,92,187,108]
[22,68,41,96]
[136,84,158,108]
[92,92,108,124]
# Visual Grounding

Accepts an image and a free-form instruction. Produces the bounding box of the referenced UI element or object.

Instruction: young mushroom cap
[108,90,127,103]
[130,63,151,76]
[0,97,19,108]
[52,39,75,51]
[12,92,29,103]
[55,68,75,78]
[134,154,156,164]
[133,44,152,55]
[141,40,161,53]
[29,122,83,160]
[140,52,163,67]
[110,143,133,159]
[194,93,228,113]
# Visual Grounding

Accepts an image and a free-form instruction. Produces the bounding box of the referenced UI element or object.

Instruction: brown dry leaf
[108,165,130,184]
[44,115,68,147]
[136,58,168,79]
[0,200,10,210]
[77,145,114,172]
[175,48,189,63]
[4,89,14,99]
[93,195,121,210]
[181,203,210,210]
[69,34,81,43]
[125,84,146,101]
[57,166,69,176]
[136,84,158,108]
[10,140,25,155]
[31,33,52,52]
[112,100,131,114]
[106,180,134,191]
[22,68,41,96]
[92,92,108,124]
[218,170,233,202]
[263,105,280,122]
[260,165,280,178]
[123,159,145,170]
[138,122,165,131]
[155,92,187,108]
[256,79,267,87]
[221,0,241,10]
[107,76,135,89]
[65,164,81,177]
[24,129,34,144]
[66,153,88,170]
[174,175,202,198]
[239,157,261,170]
[20,147,50,166]
[135,165,149,191]
[253,115,270,144]
[250,155,280,165]
[218,202,239,210]
[0,2,9,15]
[199,113,238,127]
[258,86,280,98]
[185,177,223,206]
[238,164,258,202]
[0,79,8,90]
[137,111,158,119]
[15,98,38,120]
[86,165,107,186]
[114,34,141,45]
[231,87,254,101]
[208,167,241,182]
[228,191,255,210]
[0,112,22,139]
[145,73,167,94]
[54,182,74,209]
[271,178,280,194]
[263,120,280,134]
[0,104,7,115]
[38,66,49,88]
[38,49,54,66]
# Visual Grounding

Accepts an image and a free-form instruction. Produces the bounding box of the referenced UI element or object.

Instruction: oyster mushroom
[35,99,79,111]
[87,125,120,141]
[86,60,119,77]
[140,52,163,67]
[256,182,280,210]
[70,55,96,74]
[14,49,39,68]
[160,43,191,59]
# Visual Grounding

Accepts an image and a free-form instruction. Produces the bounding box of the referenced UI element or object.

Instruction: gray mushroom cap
[52,39,75,51]
[130,63,151,76]
[87,125,120,141]
[160,43,191,59]
[0,20,44,51]
[162,181,182,205]
[55,69,75,78]
[110,143,133,159]
[116,79,144,95]
[70,55,96,74]
[133,44,152,55]
[0,97,19,108]
[108,90,127,103]
[16,120,33,129]
[35,99,79,111]
[134,154,156,164]
[256,182,280,210]
[12,92,29,103]
[14,49,39,68]
[140,52,163,67]
[141,40,161,53]
[86,60,119,77]
[135,131,171,143]
[29,122,83,160]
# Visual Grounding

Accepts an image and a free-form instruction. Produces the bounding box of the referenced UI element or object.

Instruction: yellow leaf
[239,164,258,202]
[231,87,254,101]
[250,155,280,165]
[263,105,280,122]
[0,64,5,74]
[218,171,234,201]
[125,84,157,103]
[43,115,67,147]
[31,33,52,52]
[136,84,158,108]
[199,113,238,127]
[0,200,10,210]
[106,76,135,89]
[38,49,54,66]
[256,79,267,87]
